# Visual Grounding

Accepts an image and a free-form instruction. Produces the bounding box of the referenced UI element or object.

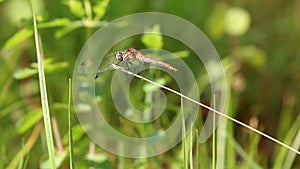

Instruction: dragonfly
[79,48,177,79]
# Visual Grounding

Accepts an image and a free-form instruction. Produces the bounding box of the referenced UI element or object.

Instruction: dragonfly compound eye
[116,51,123,61]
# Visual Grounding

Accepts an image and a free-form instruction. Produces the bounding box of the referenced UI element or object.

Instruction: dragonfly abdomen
[138,56,177,71]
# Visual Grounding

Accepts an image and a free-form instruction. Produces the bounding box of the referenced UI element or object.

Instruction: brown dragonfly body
[116,48,177,71]
[79,48,177,79]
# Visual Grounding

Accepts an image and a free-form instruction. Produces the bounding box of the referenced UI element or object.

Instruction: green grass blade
[248,120,260,165]
[195,129,199,169]
[195,111,209,169]
[6,124,42,169]
[31,2,56,169]
[274,112,300,168]
[3,28,33,50]
[17,140,24,169]
[22,151,30,169]
[226,134,262,169]
[212,95,216,169]
[282,129,300,169]
[225,93,237,169]
[181,97,188,169]
[216,109,226,169]
[117,156,125,169]
[68,78,75,169]
[189,124,194,169]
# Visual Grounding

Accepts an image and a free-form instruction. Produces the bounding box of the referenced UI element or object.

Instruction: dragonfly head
[116,51,124,61]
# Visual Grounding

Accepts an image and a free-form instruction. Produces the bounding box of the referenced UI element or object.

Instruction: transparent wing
[97,53,120,73]
[78,53,119,75]
[116,59,144,81]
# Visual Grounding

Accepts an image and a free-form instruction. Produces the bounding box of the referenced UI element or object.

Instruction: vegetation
[0,0,299,168]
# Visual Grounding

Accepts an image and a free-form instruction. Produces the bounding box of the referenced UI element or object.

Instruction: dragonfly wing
[78,53,119,75]
[97,53,119,73]
[78,59,99,74]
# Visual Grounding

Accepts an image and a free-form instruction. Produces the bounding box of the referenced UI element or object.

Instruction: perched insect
[79,48,177,79]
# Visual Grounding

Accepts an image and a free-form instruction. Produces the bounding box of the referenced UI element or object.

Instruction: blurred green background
[0,0,300,168]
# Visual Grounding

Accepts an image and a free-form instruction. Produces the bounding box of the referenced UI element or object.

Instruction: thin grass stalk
[189,123,194,169]
[68,78,75,169]
[110,64,300,156]
[195,129,199,169]
[212,95,216,169]
[181,96,188,169]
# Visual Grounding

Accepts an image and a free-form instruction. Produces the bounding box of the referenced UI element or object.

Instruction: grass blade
[31,2,56,168]
[226,133,262,169]
[68,78,75,169]
[225,93,238,169]
[212,95,216,169]
[109,64,300,156]
[274,112,300,168]
[189,124,194,169]
[282,129,300,169]
[181,97,188,169]
[6,123,42,169]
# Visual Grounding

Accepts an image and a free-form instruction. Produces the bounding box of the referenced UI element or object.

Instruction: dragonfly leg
[95,65,116,79]
[127,61,137,72]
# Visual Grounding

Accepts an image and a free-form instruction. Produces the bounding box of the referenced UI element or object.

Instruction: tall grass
[212,95,216,169]
[109,64,300,162]
[68,78,74,169]
[1,0,299,168]
[31,2,56,169]
[6,124,42,169]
